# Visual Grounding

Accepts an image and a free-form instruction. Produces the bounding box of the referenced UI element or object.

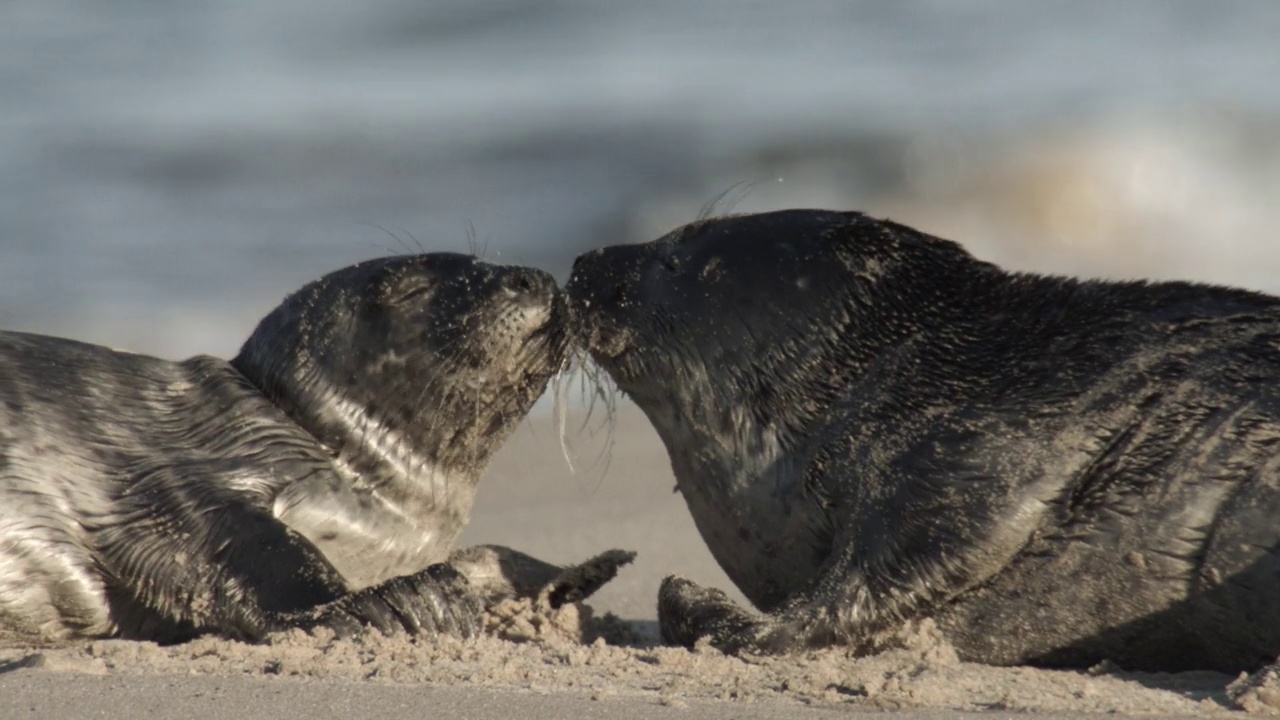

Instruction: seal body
[568,209,1280,672]
[0,253,572,644]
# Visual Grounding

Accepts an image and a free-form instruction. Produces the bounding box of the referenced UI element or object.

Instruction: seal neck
[767,252,1002,445]
[229,350,478,504]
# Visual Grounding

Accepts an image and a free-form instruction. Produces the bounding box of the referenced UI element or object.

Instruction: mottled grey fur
[0,252,630,644]
[568,209,1280,673]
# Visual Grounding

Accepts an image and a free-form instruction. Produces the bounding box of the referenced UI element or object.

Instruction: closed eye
[392,285,433,305]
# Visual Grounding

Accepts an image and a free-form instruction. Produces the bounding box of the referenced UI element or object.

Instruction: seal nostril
[502,272,538,296]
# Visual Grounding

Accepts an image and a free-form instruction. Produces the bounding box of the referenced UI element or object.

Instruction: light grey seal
[567,209,1280,673]
[1,252,632,645]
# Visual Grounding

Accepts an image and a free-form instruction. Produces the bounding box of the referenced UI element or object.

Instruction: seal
[567,208,1280,673]
[0,252,632,645]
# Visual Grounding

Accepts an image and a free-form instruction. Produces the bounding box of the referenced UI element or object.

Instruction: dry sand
[2,404,1278,719]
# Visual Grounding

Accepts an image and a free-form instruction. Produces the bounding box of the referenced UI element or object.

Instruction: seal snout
[566,245,648,360]
[488,268,569,368]
[566,244,647,310]
[494,267,563,340]
[497,267,558,305]
[566,248,607,306]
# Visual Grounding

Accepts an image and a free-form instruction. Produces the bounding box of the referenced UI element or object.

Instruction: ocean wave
[627,111,1280,293]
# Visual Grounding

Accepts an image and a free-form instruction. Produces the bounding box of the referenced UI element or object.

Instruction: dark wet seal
[568,208,1280,673]
[0,252,632,645]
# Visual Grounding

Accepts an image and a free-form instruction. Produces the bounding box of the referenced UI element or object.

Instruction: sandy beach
[2,403,1277,719]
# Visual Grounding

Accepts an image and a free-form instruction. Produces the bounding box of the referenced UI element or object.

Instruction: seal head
[569,211,989,612]
[239,252,566,470]
[237,253,571,589]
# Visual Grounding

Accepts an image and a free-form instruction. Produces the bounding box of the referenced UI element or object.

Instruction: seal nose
[570,248,604,278]
[499,267,556,300]
[568,249,602,296]
[568,247,630,308]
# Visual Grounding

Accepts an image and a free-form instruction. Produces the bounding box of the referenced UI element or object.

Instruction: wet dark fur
[568,209,1280,673]
[0,253,626,644]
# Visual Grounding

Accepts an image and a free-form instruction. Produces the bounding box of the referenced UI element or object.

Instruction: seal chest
[643,386,826,611]
[569,209,1280,672]
[0,252,581,643]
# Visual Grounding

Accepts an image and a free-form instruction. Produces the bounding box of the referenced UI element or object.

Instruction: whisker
[698,180,760,222]
[551,366,576,475]
[463,220,496,262]
[565,351,619,479]
[402,228,425,254]
[466,221,479,259]
[358,220,414,255]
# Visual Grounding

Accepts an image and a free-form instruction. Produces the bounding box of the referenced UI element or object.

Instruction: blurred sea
[3,0,1280,360]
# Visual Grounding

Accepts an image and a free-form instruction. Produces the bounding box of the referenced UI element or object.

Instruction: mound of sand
[0,613,1249,715]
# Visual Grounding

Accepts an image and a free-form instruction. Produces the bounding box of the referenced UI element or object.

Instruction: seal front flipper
[448,545,637,607]
[273,563,483,640]
[544,549,637,607]
[659,575,772,652]
[657,574,880,656]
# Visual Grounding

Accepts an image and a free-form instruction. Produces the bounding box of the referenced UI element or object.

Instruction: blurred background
[3,0,1280,361]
